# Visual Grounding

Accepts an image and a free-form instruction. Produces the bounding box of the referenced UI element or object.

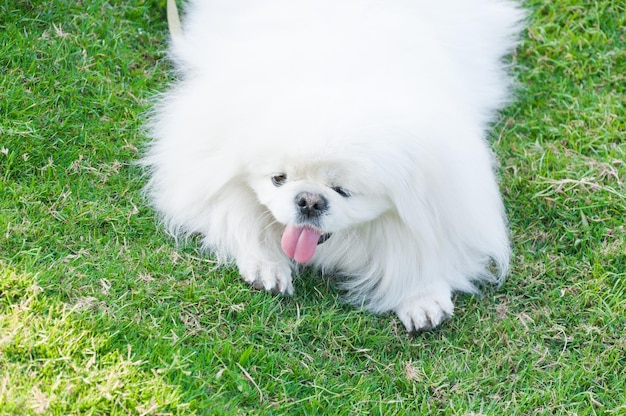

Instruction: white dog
[142,0,524,332]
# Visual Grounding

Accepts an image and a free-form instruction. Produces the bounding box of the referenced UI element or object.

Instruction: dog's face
[248,156,392,263]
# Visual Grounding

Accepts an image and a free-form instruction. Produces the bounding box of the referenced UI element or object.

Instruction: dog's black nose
[295,192,328,219]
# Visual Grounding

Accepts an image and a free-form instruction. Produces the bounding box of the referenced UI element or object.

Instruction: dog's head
[239,91,443,265]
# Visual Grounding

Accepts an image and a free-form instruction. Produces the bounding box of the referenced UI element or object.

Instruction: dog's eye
[331,186,351,198]
[271,174,287,187]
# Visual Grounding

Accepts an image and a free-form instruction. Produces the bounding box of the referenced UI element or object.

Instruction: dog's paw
[238,259,294,295]
[394,291,454,333]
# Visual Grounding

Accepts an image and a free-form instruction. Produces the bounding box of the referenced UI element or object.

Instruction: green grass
[1,0,624,414]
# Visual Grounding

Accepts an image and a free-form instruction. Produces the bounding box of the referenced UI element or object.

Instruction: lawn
[1,0,624,414]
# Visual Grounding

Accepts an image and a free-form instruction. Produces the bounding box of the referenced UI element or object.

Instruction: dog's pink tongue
[281,225,321,264]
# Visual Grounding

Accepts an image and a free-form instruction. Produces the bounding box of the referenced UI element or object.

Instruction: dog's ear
[386,154,510,282]
[142,147,242,235]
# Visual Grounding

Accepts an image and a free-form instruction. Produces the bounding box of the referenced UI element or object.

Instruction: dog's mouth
[317,233,332,245]
[281,225,331,264]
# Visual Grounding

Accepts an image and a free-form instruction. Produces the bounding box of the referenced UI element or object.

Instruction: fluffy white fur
[143,0,525,332]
